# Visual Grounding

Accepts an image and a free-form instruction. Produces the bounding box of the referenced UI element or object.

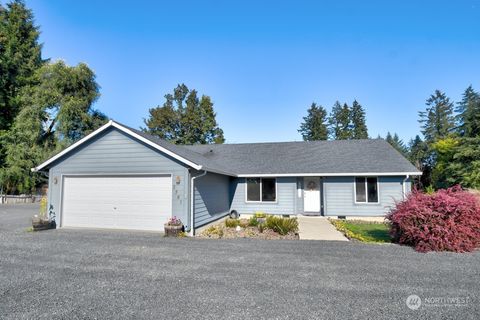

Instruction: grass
[330,219,391,243]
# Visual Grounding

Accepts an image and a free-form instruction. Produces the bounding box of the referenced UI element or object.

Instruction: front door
[304,177,321,213]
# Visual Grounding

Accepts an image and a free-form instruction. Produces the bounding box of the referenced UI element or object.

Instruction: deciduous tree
[144,84,225,144]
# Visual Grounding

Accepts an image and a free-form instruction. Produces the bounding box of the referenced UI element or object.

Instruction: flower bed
[199,215,299,240]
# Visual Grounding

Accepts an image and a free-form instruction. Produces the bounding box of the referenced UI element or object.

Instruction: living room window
[246,178,277,202]
[355,177,378,203]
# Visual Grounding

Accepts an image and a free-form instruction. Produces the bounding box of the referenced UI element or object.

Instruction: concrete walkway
[297,216,348,241]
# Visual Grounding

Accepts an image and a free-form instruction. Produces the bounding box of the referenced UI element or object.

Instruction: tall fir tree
[298,102,328,141]
[144,84,224,144]
[408,135,432,188]
[418,90,455,143]
[385,132,408,156]
[350,100,368,139]
[0,0,44,131]
[328,101,352,140]
[456,85,480,137]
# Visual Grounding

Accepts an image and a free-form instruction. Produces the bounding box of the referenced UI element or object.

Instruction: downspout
[402,174,410,199]
[189,170,207,236]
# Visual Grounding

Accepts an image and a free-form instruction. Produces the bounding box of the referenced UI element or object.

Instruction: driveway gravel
[0,204,478,319]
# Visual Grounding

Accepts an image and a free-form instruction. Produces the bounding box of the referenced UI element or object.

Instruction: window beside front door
[246,178,277,202]
[355,177,379,203]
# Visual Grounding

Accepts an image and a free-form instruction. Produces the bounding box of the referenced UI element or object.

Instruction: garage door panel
[62,175,172,231]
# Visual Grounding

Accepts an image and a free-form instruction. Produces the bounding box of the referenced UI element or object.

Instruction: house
[33,120,421,234]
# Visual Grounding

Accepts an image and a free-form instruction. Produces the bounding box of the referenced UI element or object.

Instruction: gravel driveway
[0,204,478,319]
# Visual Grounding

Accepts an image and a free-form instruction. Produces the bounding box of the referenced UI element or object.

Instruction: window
[355,177,378,203]
[246,178,276,202]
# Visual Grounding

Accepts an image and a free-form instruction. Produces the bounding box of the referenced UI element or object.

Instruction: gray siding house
[33,120,421,234]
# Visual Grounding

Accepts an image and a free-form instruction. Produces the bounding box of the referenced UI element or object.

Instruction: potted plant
[32,197,55,231]
[164,216,184,237]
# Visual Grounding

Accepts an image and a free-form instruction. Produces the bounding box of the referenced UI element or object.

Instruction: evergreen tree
[0,0,44,131]
[385,132,408,156]
[456,85,480,137]
[408,135,432,188]
[144,84,224,144]
[350,100,368,139]
[418,90,455,143]
[328,101,352,140]
[298,102,328,141]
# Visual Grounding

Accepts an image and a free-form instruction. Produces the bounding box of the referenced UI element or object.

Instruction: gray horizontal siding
[193,172,230,228]
[48,128,190,229]
[323,176,407,216]
[230,177,296,215]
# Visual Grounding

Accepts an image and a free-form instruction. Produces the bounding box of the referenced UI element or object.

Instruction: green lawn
[330,220,391,243]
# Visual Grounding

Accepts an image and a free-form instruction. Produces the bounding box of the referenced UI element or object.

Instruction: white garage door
[62,175,172,231]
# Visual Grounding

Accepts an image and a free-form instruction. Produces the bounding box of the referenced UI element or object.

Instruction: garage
[62,175,172,231]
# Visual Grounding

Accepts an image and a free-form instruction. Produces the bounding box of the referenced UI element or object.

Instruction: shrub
[238,219,249,228]
[254,211,266,218]
[386,185,480,252]
[203,225,224,238]
[248,216,259,227]
[225,218,239,228]
[265,215,298,235]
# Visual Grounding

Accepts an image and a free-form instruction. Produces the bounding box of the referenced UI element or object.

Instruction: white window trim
[245,177,278,203]
[354,176,380,204]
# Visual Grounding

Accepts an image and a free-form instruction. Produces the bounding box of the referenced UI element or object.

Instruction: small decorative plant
[32,197,55,231]
[265,215,299,236]
[225,218,239,228]
[165,216,182,226]
[164,216,184,237]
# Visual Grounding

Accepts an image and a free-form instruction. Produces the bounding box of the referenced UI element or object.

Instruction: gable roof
[33,120,421,176]
[32,120,234,175]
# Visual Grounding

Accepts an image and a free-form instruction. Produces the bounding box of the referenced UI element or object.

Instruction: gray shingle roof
[181,139,420,175]
[34,120,420,175]
[116,122,235,175]
[128,122,419,176]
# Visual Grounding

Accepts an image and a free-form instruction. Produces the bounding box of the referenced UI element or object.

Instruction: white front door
[62,175,172,231]
[304,177,321,213]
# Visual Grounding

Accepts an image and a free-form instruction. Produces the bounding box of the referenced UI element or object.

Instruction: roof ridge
[185,138,382,147]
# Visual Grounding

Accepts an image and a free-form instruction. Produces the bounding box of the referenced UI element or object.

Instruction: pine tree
[385,132,408,156]
[418,90,455,143]
[350,100,368,139]
[144,84,224,144]
[328,101,352,140]
[298,102,328,141]
[456,85,480,137]
[408,135,432,187]
[0,0,44,131]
